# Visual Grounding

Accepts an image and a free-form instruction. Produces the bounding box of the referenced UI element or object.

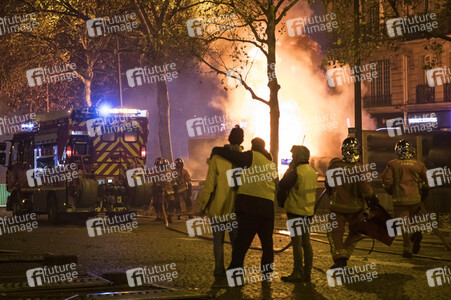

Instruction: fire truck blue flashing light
[21,123,35,131]
[99,105,111,116]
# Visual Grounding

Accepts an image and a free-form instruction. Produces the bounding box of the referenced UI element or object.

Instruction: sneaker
[411,231,422,254]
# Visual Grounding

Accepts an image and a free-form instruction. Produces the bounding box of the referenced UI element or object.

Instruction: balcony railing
[416,84,435,103]
[363,95,391,108]
[445,83,451,102]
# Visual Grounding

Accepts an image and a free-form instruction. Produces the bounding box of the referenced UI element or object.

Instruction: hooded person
[198,125,244,286]
[211,137,278,285]
[277,146,318,282]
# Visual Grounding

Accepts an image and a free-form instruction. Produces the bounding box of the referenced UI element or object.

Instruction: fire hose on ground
[143,203,451,262]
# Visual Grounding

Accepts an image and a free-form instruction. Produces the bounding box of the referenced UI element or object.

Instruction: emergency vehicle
[0,107,152,223]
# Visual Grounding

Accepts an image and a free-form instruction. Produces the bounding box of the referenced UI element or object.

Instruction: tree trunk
[84,79,92,107]
[156,78,173,162]
[132,0,173,162]
[267,6,280,165]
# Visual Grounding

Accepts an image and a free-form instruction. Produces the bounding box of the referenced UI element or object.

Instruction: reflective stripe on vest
[237,151,276,201]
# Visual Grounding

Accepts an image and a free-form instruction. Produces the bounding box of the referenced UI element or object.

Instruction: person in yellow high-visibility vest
[278,146,317,282]
[198,125,244,287]
[211,137,278,284]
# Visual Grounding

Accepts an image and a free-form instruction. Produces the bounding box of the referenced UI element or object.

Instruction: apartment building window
[416,84,435,103]
[365,60,391,107]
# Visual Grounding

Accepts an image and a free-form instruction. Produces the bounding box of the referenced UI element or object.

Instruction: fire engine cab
[0,107,152,223]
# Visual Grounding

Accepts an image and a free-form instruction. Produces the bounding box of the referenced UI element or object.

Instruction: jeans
[213,220,238,279]
[287,212,313,274]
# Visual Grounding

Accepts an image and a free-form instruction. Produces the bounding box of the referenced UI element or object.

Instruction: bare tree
[132,0,200,161]
[195,0,301,164]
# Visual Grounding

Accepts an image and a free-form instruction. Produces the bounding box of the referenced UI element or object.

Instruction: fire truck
[0,107,152,223]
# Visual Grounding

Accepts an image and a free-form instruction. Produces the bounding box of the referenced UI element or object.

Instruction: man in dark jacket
[211,137,277,284]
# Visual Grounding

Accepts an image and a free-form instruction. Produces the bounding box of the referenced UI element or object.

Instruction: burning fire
[222,40,376,175]
[207,5,376,174]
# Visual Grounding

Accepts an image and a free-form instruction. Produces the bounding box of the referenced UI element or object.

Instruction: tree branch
[199,56,269,105]
[205,35,268,55]
[276,0,299,24]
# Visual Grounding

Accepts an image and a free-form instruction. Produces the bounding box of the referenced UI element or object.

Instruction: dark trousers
[228,212,274,274]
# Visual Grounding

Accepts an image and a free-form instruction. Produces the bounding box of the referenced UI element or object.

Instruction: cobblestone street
[1,210,450,299]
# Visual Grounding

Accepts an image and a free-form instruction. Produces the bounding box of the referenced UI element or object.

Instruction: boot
[281,268,302,282]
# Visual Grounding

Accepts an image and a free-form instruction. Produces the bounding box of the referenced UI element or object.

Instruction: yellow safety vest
[284,164,318,216]
[237,151,276,201]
